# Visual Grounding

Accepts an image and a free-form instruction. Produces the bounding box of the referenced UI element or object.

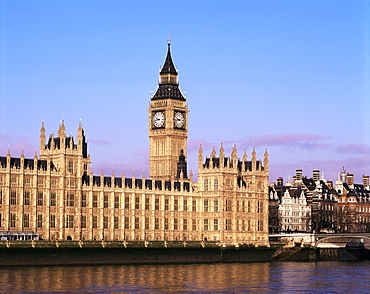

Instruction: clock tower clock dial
[148,40,188,180]
[174,112,185,128]
[152,112,165,128]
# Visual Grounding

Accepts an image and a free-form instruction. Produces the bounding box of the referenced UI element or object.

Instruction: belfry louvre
[0,41,269,246]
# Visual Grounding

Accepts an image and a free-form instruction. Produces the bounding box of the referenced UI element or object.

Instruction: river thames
[1,261,370,293]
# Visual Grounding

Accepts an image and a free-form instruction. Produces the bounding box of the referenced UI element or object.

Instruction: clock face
[174,112,185,128]
[152,112,165,128]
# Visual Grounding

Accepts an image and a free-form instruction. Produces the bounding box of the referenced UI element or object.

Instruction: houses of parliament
[0,41,269,246]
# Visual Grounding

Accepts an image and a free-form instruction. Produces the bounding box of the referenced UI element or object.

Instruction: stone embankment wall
[0,241,368,266]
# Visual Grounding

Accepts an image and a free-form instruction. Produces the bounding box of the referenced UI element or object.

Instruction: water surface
[1,261,369,293]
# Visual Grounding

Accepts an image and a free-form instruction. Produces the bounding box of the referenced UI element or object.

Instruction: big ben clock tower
[149,39,188,180]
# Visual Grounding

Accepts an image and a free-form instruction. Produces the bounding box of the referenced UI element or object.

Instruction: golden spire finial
[167,35,171,45]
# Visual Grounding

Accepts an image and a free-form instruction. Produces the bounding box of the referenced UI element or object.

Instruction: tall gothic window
[10,191,17,205]
[23,214,30,228]
[50,215,56,228]
[183,199,188,211]
[225,219,232,231]
[203,219,209,231]
[10,214,16,227]
[93,194,98,208]
[124,217,130,229]
[24,191,30,206]
[124,196,130,209]
[204,200,209,212]
[114,195,120,209]
[114,216,119,229]
[204,179,208,191]
[103,216,108,229]
[213,219,219,231]
[92,216,97,229]
[81,215,86,229]
[214,178,219,191]
[82,194,87,207]
[37,192,44,206]
[66,215,74,228]
[66,193,74,207]
[50,193,57,206]
[37,215,43,228]
[104,194,109,208]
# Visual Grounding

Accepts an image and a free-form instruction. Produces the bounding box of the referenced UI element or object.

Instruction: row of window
[0,191,264,213]
[0,213,264,232]
[4,177,61,186]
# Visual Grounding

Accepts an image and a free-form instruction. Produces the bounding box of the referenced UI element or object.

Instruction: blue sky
[0,0,369,183]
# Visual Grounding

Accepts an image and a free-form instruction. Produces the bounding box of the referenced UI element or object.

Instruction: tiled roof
[151,84,185,100]
[160,43,177,75]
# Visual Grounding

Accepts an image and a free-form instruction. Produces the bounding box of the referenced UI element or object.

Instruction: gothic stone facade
[0,42,269,245]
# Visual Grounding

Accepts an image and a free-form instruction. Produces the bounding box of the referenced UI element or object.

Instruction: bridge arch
[316,235,370,248]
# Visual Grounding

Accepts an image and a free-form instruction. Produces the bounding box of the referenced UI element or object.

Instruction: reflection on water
[1,261,370,293]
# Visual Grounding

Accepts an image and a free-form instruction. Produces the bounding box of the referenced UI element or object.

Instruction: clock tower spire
[149,40,188,180]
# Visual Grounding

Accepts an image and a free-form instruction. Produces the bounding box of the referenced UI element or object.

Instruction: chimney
[347,174,354,185]
[363,175,369,187]
[312,170,320,181]
[295,169,303,182]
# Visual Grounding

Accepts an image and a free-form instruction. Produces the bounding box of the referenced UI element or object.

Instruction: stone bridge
[269,233,370,248]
